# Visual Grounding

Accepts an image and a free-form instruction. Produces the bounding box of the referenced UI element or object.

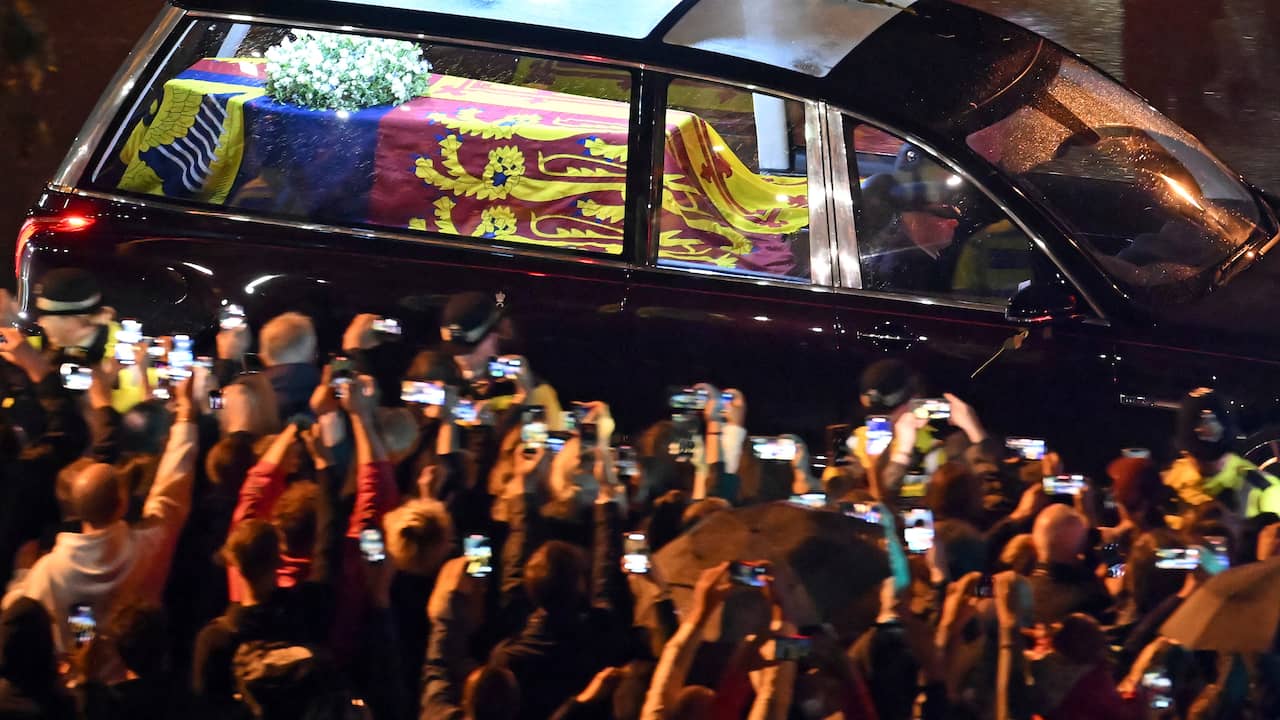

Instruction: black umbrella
[633,501,889,641]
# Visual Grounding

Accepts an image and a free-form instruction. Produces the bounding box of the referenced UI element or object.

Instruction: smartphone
[717,391,734,421]
[287,413,314,432]
[826,423,854,467]
[329,355,354,397]
[219,303,246,330]
[615,446,638,478]
[900,473,929,499]
[1204,535,1230,571]
[546,433,568,454]
[622,532,650,575]
[902,508,935,554]
[729,561,770,587]
[668,414,699,460]
[371,316,402,336]
[358,528,386,563]
[911,398,951,421]
[169,334,194,370]
[789,493,827,509]
[751,436,797,462]
[841,502,881,524]
[521,420,549,450]
[145,336,166,361]
[60,363,92,391]
[1098,542,1126,578]
[1043,474,1087,496]
[464,534,493,578]
[401,380,447,406]
[865,416,892,455]
[488,355,523,379]
[1006,437,1047,461]
[772,635,812,662]
[669,386,709,411]
[208,389,224,411]
[115,319,143,365]
[69,603,96,648]
[452,399,478,424]
[1122,447,1152,459]
[561,410,578,433]
[1141,670,1174,710]
[1155,548,1201,570]
[973,574,994,598]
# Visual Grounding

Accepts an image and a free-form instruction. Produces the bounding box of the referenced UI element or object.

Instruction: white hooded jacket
[2,421,196,656]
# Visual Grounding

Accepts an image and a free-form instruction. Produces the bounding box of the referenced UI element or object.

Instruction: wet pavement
[957,0,1280,194]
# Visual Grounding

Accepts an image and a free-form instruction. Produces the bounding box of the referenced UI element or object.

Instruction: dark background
[4,0,1279,276]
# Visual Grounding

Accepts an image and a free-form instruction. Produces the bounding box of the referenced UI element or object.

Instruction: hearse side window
[88,21,634,257]
[655,78,820,284]
[845,119,1034,305]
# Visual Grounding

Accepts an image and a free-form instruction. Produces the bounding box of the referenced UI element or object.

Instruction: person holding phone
[215,311,321,423]
[3,376,198,672]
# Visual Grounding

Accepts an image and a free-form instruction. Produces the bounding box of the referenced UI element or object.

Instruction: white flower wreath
[265,30,432,110]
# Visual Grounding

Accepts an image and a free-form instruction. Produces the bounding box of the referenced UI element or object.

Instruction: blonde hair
[383,499,453,576]
[259,312,316,366]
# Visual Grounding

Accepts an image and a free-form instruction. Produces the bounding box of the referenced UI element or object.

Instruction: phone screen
[169,335,194,370]
[401,380,446,406]
[69,603,96,647]
[488,356,522,379]
[841,502,881,524]
[521,422,548,449]
[453,400,478,424]
[669,387,708,411]
[358,528,385,563]
[751,436,797,462]
[220,304,246,330]
[464,535,493,577]
[208,390,224,411]
[1204,535,1231,571]
[772,635,812,662]
[372,317,402,335]
[1155,548,1200,570]
[911,398,951,421]
[902,509,935,554]
[116,319,142,364]
[973,574,994,598]
[788,493,827,509]
[729,561,770,587]
[622,532,650,574]
[60,363,92,391]
[1142,670,1174,710]
[865,416,892,455]
[1042,474,1086,496]
[1006,437,1047,461]
[900,473,929,499]
[615,446,638,478]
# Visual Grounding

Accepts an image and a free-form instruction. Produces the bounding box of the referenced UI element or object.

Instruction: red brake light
[15,214,96,272]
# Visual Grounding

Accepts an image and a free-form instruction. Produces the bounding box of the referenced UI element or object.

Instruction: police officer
[31,268,118,366]
[1164,387,1280,519]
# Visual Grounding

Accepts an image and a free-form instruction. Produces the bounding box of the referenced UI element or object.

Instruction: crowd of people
[1,266,1280,720]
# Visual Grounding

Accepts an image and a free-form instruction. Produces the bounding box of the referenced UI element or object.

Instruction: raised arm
[641,563,731,720]
[140,377,199,535]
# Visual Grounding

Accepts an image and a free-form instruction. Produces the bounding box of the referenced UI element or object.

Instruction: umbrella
[1160,556,1280,653]
[634,501,888,641]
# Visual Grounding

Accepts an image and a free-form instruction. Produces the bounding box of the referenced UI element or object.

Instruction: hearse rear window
[89,21,636,257]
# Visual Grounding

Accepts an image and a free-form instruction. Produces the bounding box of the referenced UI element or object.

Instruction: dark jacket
[263,363,322,421]
[1028,562,1112,625]
[0,599,74,720]
[490,502,629,720]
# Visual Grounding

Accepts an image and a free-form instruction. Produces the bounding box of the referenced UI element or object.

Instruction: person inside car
[1163,387,1280,521]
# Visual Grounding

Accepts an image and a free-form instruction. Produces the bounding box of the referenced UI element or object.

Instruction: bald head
[72,463,125,528]
[463,665,519,720]
[1032,504,1088,565]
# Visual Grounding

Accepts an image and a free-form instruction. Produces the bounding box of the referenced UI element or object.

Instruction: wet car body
[18,0,1280,471]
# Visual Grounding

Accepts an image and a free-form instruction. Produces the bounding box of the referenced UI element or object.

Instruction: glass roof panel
[664,0,915,77]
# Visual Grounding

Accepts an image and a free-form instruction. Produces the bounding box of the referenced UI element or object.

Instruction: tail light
[15,214,96,272]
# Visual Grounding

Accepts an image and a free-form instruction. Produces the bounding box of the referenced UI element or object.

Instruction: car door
[828,112,1122,470]
[622,76,842,446]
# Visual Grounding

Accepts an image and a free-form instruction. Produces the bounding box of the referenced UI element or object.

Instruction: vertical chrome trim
[804,101,833,287]
[825,105,861,289]
[50,5,186,191]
